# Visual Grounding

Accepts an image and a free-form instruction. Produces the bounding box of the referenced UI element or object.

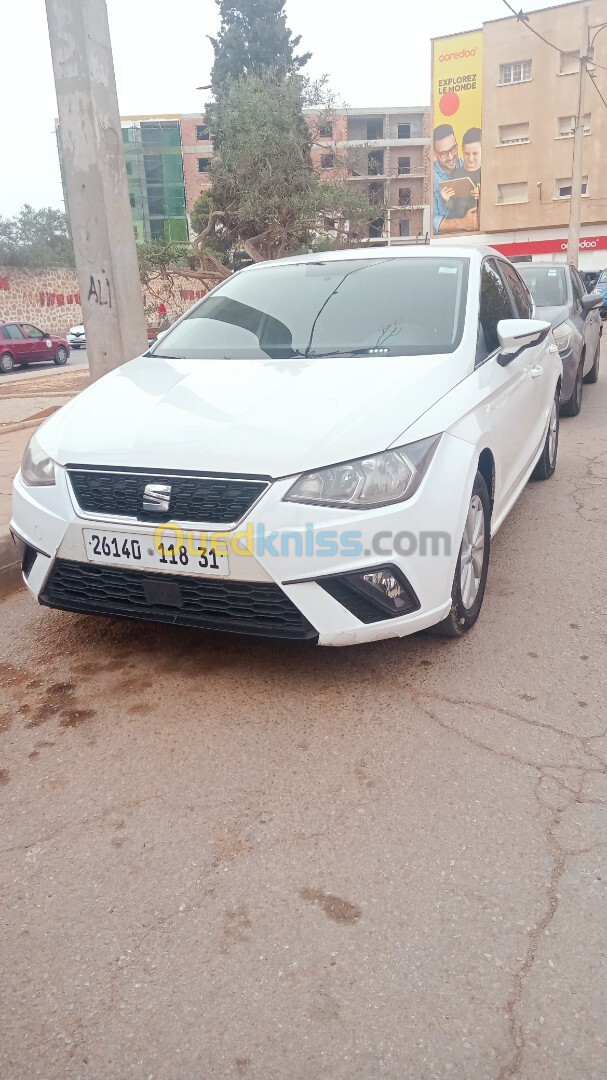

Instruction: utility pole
[45,0,148,381]
[567,5,590,269]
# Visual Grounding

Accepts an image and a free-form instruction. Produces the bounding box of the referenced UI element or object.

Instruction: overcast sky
[3,0,563,216]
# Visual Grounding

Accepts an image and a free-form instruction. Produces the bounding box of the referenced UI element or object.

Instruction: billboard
[432,31,483,236]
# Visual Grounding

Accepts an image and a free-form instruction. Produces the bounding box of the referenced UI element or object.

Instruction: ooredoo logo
[561,239,599,250]
[439,48,477,61]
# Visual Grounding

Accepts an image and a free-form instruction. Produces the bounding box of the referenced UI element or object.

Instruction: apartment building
[56,113,214,245]
[308,107,432,241]
[434,0,607,267]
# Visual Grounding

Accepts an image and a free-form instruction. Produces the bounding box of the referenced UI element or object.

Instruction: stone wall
[0,266,209,336]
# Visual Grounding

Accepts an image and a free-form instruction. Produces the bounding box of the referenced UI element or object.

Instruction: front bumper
[11,433,477,646]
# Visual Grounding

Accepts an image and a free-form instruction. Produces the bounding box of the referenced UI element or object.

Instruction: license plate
[83,528,229,576]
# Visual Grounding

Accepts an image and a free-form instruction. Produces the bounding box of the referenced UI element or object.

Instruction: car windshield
[152,257,469,360]
[518,266,568,307]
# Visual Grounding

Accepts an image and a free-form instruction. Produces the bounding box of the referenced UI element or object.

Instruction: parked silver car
[518,263,602,416]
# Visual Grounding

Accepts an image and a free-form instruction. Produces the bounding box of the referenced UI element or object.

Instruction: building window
[196,124,210,141]
[321,152,335,169]
[125,161,132,176]
[129,193,135,207]
[368,217,384,238]
[556,176,588,197]
[367,118,384,140]
[397,123,411,139]
[318,123,333,138]
[560,50,579,75]
[557,114,590,137]
[399,187,412,206]
[368,150,384,175]
[398,156,411,174]
[323,217,336,229]
[498,122,530,144]
[399,219,411,237]
[497,182,528,204]
[368,181,384,206]
[198,157,211,172]
[499,61,532,85]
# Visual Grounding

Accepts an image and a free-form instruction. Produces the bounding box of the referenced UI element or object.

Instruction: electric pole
[45,0,148,381]
[567,5,590,269]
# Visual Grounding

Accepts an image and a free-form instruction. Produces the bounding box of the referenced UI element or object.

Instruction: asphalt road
[1,347,89,382]
[1,363,606,1080]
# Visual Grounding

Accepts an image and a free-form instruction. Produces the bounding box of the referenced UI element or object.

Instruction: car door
[571,266,600,375]
[21,323,50,363]
[2,323,30,362]
[498,259,555,458]
[477,259,550,517]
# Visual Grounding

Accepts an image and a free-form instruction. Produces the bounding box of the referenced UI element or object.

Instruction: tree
[209,0,311,96]
[204,70,375,261]
[0,205,74,267]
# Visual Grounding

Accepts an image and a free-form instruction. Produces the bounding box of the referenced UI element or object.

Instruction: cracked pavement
[1,359,606,1079]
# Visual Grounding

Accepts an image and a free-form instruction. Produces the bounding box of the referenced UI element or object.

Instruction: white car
[67,324,86,349]
[11,247,561,646]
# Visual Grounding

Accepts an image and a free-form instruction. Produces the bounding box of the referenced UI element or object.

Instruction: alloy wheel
[460,494,486,610]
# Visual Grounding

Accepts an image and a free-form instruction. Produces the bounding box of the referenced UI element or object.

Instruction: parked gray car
[518,263,602,416]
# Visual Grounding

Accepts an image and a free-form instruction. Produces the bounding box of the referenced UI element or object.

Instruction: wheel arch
[477,447,495,515]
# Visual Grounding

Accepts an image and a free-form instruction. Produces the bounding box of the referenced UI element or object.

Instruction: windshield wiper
[305,347,392,359]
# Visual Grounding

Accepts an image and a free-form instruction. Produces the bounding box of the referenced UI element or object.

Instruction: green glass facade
[122,120,188,243]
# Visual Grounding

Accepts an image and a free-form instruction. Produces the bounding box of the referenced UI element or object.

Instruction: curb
[0,417,47,437]
[0,525,21,600]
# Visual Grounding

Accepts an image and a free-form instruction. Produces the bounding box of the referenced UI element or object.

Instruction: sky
[2,0,564,217]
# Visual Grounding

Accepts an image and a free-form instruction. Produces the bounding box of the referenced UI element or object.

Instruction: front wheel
[584,336,600,384]
[531,389,559,481]
[0,352,15,373]
[432,471,491,638]
[561,356,584,416]
[54,346,68,366]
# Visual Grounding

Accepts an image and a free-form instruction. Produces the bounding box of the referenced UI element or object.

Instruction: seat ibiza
[11,248,561,646]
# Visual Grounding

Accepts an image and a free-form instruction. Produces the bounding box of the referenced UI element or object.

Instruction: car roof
[518,262,570,270]
[239,244,491,273]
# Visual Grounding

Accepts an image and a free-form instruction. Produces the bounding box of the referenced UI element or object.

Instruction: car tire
[561,355,584,416]
[0,352,15,374]
[54,347,69,366]
[531,388,559,481]
[583,336,600,384]
[432,470,491,638]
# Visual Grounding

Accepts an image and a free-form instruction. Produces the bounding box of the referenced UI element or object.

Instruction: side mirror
[581,289,603,313]
[496,319,551,366]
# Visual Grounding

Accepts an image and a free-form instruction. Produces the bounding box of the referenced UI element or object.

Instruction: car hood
[37,353,467,477]
[533,304,571,328]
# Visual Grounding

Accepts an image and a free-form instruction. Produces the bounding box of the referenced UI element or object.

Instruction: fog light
[356,569,415,614]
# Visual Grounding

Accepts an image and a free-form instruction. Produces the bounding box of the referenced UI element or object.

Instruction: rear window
[152,257,470,360]
[518,266,568,307]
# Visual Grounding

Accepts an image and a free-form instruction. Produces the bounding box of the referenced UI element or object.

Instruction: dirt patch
[299,887,362,925]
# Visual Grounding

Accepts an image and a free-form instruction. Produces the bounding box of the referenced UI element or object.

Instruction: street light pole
[567,5,590,268]
[45,0,148,381]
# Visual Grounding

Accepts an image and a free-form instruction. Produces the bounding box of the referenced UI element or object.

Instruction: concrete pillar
[45,0,149,380]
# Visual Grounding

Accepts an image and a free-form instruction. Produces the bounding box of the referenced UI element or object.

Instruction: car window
[153,257,470,360]
[499,261,533,319]
[21,323,45,339]
[598,270,607,284]
[518,266,568,307]
[570,268,586,307]
[478,259,515,357]
[3,324,25,340]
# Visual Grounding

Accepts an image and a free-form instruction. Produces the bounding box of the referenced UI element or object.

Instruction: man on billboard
[433,124,479,234]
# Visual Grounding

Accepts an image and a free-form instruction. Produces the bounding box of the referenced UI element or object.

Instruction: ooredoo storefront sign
[493,236,607,257]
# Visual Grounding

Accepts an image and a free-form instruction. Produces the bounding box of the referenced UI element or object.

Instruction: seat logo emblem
[143,482,171,512]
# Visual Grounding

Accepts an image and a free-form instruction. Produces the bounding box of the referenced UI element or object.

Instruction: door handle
[548,344,559,354]
[531,365,544,378]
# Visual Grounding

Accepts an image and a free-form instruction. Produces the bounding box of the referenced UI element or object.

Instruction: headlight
[284,435,441,509]
[552,321,573,354]
[21,435,56,486]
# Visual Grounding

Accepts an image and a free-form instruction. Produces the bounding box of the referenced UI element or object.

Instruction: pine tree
[209,0,311,94]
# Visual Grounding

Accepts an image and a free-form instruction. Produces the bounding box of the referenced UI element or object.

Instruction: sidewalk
[0,369,89,594]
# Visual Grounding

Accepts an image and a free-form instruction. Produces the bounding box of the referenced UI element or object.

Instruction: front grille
[68,469,268,525]
[40,560,318,641]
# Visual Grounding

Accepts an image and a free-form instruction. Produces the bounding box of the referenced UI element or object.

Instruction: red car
[0,321,70,374]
